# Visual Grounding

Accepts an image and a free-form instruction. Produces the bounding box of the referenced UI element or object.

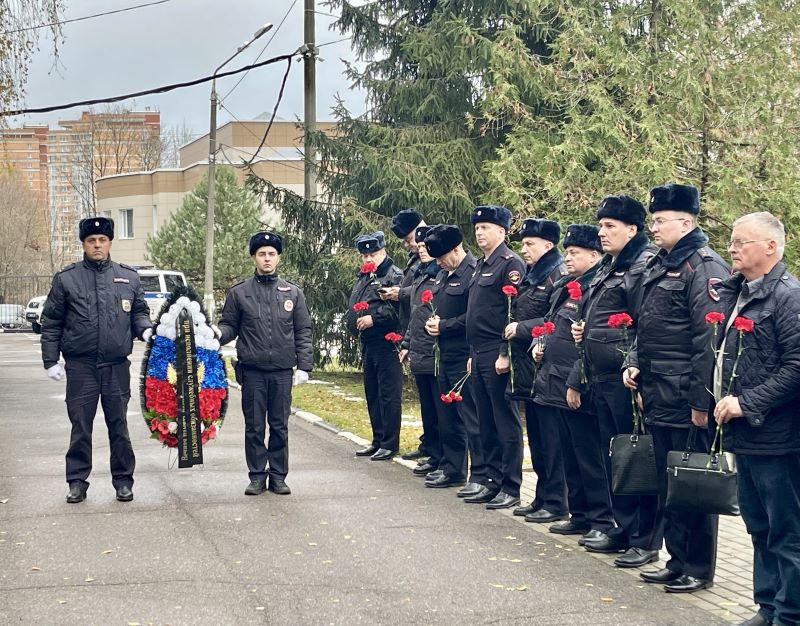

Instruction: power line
[1,0,175,34]
[0,52,299,117]
[219,0,298,104]
[318,37,351,48]
[245,58,293,167]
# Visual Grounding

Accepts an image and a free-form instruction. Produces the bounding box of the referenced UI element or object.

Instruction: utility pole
[303,0,317,203]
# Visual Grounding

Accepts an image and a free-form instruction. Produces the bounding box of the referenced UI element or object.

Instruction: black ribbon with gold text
[175,309,203,467]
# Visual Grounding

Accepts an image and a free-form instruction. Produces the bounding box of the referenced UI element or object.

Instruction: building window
[119,209,134,238]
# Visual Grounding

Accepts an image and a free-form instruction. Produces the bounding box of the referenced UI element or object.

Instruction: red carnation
[353,301,369,312]
[502,285,518,297]
[566,280,582,300]
[385,332,403,343]
[452,393,463,402]
[421,290,434,305]
[734,316,754,332]
[440,393,453,404]
[543,321,556,335]
[608,313,634,329]
[705,311,725,325]
[360,261,377,274]
[149,417,159,432]
[532,326,546,338]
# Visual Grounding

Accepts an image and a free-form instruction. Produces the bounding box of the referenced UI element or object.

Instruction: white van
[136,269,188,321]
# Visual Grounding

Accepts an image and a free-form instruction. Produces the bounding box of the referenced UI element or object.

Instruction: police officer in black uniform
[42,216,152,504]
[532,225,616,543]
[464,205,526,509]
[398,225,443,480]
[503,218,569,522]
[568,195,660,564]
[422,225,486,493]
[345,231,404,460]
[218,232,313,496]
[624,184,728,592]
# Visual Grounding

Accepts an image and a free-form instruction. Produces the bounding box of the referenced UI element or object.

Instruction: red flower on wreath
[608,312,634,329]
[705,311,725,325]
[734,316,755,332]
[199,388,226,421]
[360,261,377,274]
[145,377,178,418]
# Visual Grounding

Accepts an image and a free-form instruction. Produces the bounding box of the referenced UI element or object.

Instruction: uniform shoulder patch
[508,269,522,284]
[61,263,77,272]
[697,247,712,259]
[708,277,722,301]
[118,262,138,272]
[501,252,513,260]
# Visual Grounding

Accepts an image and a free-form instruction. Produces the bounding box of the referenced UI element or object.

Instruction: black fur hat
[512,218,560,244]
[648,183,701,215]
[470,205,513,230]
[249,231,283,255]
[79,216,114,241]
[424,225,463,258]
[562,224,602,252]
[354,231,386,253]
[596,194,646,231]
[390,209,423,238]
[414,225,432,243]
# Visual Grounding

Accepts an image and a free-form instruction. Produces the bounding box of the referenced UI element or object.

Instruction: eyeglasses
[728,238,770,250]
[648,217,686,229]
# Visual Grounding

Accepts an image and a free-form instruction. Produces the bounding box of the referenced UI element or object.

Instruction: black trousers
[64,358,135,489]
[362,341,403,452]
[524,401,567,514]
[471,350,523,496]
[651,425,718,580]
[414,373,442,467]
[241,368,293,481]
[592,380,659,549]
[548,405,615,531]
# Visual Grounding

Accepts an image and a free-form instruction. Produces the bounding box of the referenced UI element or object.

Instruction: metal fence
[0,275,53,327]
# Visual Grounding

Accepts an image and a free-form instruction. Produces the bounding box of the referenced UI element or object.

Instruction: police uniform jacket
[630,228,730,427]
[397,253,420,333]
[344,255,403,344]
[533,262,601,411]
[429,252,477,359]
[218,273,313,372]
[41,256,151,369]
[466,242,526,355]
[401,261,440,375]
[567,232,655,388]
[504,247,568,399]
[709,262,800,455]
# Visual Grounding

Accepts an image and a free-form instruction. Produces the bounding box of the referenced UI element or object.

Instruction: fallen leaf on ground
[490,584,504,588]
[504,536,517,540]
[0,499,8,504]
[57,600,66,605]
[600,597,614,602]
[85,577,95,583]
[308,542,317,546]
[515,585,528,591]
[102,549,113,555]
[31,566,40,571]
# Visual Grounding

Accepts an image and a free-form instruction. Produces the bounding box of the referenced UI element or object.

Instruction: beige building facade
[97,120,332,267]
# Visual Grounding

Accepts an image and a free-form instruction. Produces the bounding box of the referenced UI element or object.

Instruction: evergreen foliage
[146,167,263,300]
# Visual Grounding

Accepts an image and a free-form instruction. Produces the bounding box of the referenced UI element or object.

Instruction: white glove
[142,328,153,342]
[293,370,309,386]
[47,364,66,382]
[211,324,222,339]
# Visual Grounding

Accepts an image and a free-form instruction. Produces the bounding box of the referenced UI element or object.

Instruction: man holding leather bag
[624,184,729,593]
[709,212,800,626]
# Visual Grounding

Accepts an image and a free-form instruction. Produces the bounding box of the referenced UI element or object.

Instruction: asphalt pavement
[0,332,728,625]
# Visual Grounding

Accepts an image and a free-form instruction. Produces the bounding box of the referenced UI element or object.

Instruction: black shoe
[583,535,627,553]
[457,482,484,498]
[66,483,86,504]
[268,478,291,495]
[739,613,772,626]
[424,470,444,482]
[463,486,500,504]
[413,462,437,476]
[639,567,682,584]
[115,485,133,502]
[486,491,520,510]
[614,547,659,568]
[244,480,267,496]
[664,575,713,593]
[355,445,379,457]
[512,503,538,517]
[371,448,395,461]
[401,449,427,461]
[426,474,466,489]
[524,509,568,523]
[549,520,591,535]
[578,530,606,546]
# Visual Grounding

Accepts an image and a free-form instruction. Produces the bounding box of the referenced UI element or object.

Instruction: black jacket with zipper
[344,256,403,344]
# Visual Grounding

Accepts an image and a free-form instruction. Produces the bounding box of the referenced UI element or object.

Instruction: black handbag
[666,425,740,516]
[609,405,659,496]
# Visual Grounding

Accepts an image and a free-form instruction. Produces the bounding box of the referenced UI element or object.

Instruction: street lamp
[204,22,273,321]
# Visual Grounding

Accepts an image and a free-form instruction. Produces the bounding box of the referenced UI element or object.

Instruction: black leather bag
[666,426,740,516]
[609,407,658,496]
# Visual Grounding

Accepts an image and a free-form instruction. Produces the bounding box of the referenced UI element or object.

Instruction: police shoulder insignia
[708,277,722,302]
[284,299,294,312]
[666,271,681,278]
[119,262,137,272]
[121,299,132,312]
[614,271,625,276]
[508,270,522,284]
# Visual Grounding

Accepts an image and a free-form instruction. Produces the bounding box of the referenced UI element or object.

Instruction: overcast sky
[14,0,366,138]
